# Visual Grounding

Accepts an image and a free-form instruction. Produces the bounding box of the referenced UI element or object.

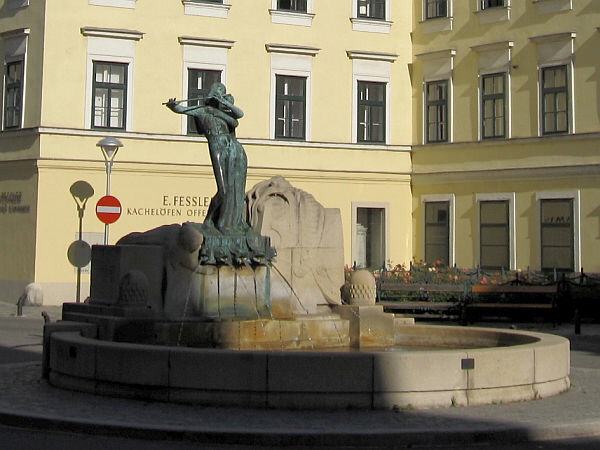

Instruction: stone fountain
[43,83,570,409]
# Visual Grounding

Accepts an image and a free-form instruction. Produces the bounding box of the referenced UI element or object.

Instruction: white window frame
[423,78,452,144]
[422,0,452,20]
[475,0,510,23]
[421,194,455,267]
[351,0,392,34]
[421,0,453,33]
[475,192,516,270]
[348,51,395,145]
[178,37,233,135]
[1,28,29,131]
[530,32,576,136]
[270,0,315,27]
[478,0,509,10]
[182,0,231,18]
[82,28,142,132]
[267,45,318,141]
[416,49,455,145]
[351,201,390,269]
[89,0,136,9]
[477,70,511,140]
[537,61,574,136]
[536,190,581,272]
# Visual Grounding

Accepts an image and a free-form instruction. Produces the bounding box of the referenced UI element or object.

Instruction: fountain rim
[44,323,570,410]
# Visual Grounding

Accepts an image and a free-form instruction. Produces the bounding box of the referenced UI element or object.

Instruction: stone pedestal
[90,245,164,312]
[332,305,395,348]
[190,265,271,320]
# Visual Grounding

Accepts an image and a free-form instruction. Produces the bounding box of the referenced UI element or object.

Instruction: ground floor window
[355,207,386,269]
[425,201,449,266]
[541,198,574,271]
[480,200,509,269]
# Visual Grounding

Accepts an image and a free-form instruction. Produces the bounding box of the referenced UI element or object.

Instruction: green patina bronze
[166,83,275,265]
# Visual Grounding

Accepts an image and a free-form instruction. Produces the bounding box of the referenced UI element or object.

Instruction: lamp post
[96,137,123,245]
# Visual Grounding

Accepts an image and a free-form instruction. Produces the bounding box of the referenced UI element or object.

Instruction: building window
[92,61,128,130]
[187,69,221,134]
[275,75,306,140]
[480,200,509,270]
[541,65,568,135]
[541,199,574,271]
[355,207,386,269]
[481,73,505,139]
[481,0,505,8]
[358,0,385,20]
[426,80,448,143]
[357,81,385,143]
[3,60,24,129]
[425,201,449,266]
[277,0,306,12]
[426,0,447,19]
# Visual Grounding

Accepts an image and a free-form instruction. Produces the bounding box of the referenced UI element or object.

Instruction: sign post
[96,195,122,244]
[96,137,123,244]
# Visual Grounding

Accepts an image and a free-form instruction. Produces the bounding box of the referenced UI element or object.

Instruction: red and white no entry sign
[96,195,122,224]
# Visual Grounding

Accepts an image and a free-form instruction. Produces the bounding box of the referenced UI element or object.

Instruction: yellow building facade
[411,0,600,274]
[1,0,599,305]
[0,0,413,304]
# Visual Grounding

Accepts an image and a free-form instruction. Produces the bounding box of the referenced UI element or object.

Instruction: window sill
[182,1,230,18]
[350,17,392,34]
[7,0,29,9]
[474,7,510,24]
[419,16,453,33]
[269,9,314,27]
[532,0,572,14]
[89,0,136,9]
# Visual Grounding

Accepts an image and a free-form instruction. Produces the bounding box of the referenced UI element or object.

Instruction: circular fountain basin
[45,324,570,409]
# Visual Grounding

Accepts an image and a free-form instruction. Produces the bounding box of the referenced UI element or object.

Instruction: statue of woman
[165,83,248,234]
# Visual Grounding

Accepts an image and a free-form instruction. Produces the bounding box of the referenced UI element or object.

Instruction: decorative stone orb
[117,270,149,306]
[343,269,376,306]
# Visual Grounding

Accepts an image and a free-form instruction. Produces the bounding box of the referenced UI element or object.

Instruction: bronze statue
[166,83,248,234]
[165,83,274,265]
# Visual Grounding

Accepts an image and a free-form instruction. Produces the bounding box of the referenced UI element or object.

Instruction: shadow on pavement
[0,344,42,364]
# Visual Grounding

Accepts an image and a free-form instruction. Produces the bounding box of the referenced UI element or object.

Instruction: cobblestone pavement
[1,308,600,447]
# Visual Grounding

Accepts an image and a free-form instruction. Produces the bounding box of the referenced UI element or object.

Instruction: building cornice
[346,50,398,62]
[413,164,600,184]
[80,27,144,41]
[178,36,235,48]
[0,28,30,38]
[414,49,456,60]
[3,127,410,153]
[265,43,320,56]
[470,40,514,52]
[529,31,576,43]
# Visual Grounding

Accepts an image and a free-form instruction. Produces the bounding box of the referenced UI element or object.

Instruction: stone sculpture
[246,176,344,314]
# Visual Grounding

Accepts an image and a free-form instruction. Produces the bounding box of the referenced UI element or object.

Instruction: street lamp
[96,137,123,245]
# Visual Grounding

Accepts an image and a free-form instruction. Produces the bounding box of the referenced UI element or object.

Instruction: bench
[377,282,467,320]
[466,284,559,323]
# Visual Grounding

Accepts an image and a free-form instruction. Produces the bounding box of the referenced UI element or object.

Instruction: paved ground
[1,301,600,448]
